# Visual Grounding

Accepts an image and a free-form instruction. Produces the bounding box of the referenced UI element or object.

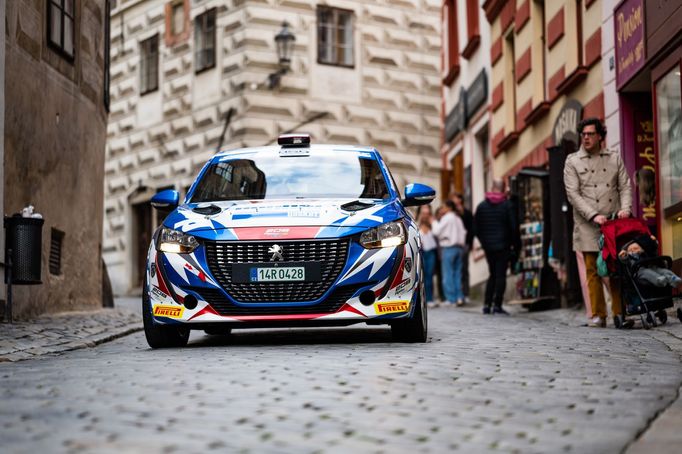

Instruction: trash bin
[4,216,44,285]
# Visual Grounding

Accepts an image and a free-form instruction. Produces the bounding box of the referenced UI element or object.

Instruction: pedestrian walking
[564,117,632,328]
[452,192,473,304]
[431,200,467,306]
[417,204,438,307]
[474,179,520,315]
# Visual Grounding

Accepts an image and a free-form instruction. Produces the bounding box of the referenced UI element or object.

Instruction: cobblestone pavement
[0,300,681,453]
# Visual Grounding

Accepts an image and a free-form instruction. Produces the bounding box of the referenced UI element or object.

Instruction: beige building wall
[487,0,605,178]
[441,0,492,289]
[3,0,108,318]
[105,0,443,294]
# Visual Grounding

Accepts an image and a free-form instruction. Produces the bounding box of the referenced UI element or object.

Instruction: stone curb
[0,307,142,362]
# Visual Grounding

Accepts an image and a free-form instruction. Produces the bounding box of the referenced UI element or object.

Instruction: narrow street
[1,301,680,453]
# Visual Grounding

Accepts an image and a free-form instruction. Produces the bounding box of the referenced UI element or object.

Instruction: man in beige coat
[564,118,632,327]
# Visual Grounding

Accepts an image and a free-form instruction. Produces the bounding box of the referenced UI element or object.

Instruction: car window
[190,150,390,202]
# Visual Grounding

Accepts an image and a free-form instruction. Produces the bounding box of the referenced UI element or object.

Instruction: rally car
[143,134,435,348]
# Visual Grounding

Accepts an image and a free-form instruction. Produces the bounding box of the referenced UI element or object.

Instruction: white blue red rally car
[143,134,436,348]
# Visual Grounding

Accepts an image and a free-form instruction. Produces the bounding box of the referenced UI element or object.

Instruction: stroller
[598,217,682,329]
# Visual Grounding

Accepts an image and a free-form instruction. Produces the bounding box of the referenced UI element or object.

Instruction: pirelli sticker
[374,301,409,315]
[153,305,184,318]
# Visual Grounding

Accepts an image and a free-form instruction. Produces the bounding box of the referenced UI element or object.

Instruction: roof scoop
[192,204,222,216]
[340,200,375,212]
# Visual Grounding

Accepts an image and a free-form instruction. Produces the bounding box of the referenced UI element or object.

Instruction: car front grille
[204,239,350,302]
[188,284,363,316]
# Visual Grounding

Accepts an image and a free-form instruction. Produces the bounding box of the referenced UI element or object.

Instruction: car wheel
[391,274,427,343]
[142,285,190,349]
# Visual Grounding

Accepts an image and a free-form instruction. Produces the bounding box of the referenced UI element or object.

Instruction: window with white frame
[140,35,159,95]
[317,7,354,67]
[195,9,216,73]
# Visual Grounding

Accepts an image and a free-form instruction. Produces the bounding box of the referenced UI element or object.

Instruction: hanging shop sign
[465,70,487,122]
[445,88,467,142]
[552,99,583,147]
[614,0,646,89]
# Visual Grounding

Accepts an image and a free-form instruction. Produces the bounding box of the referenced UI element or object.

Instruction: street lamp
[268,21,296,89]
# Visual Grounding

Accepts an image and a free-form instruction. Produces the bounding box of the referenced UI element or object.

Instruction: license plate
[250,266,305,282]
[231,262,322,283]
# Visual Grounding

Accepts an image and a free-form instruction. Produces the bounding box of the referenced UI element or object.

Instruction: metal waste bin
[4,216,44,285]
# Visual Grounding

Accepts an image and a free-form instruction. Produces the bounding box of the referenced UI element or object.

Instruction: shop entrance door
[548,143,581,305]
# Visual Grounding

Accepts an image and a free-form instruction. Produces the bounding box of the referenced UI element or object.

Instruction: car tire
[391,274,427,343]
[142,284,190,349]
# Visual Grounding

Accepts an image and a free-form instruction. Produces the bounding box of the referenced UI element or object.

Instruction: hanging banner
[614,0,646,89]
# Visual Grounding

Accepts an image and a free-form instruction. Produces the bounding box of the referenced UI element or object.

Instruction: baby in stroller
[618,234,682,288]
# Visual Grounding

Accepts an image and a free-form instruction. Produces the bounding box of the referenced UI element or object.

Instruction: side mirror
[151,189,179,210]
[402,183,436,207]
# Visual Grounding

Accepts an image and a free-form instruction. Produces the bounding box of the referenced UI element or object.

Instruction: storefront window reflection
[656,67,682,210]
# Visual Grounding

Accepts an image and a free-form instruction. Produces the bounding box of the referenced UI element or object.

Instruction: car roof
[213,144,379,160]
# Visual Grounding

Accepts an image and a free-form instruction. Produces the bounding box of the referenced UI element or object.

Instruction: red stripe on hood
[232,226,322,240]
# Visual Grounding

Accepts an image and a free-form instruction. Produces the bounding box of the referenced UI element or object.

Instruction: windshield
[190,149,391,202]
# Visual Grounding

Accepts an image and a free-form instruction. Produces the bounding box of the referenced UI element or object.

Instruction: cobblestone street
[1,302,681,453]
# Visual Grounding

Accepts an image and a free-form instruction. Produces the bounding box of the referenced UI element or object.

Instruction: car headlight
[360,221,406,249]
[157,227,199,254]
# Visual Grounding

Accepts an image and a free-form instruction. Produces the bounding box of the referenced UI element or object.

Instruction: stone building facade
[3,0,110,318]
[104,0,443,294]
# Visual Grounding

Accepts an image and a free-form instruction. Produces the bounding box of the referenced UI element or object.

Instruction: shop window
[317,7,354,67]
[140,34,159,95]
[47,0,75,59]
[195,9,216,73]
[655,67,682,214]
[442,0,459,84]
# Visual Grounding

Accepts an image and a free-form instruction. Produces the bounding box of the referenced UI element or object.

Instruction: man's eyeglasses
[580,132,598,138]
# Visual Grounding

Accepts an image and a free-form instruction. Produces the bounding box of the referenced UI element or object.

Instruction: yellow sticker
[375,301,409,315]
[153,305,184,318]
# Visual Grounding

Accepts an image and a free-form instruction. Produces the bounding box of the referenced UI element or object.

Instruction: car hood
[163,199,404,240]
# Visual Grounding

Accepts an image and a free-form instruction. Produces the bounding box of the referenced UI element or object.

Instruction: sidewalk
[0,297,141,362]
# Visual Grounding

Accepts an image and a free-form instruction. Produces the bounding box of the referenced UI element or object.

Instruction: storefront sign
[633,117,657,226]
[445,88,467,142]
[465,70,487,122]
[615,0,646,89]
[552,99,582,146]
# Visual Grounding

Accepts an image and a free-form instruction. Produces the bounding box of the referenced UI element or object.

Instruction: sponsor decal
[395,278,411,295]
[153,305,184,318]
[150,262,156,278]
[264,228,290,237]
[404,257,412,273]
[375,301,409,315]
[151,286,171,303]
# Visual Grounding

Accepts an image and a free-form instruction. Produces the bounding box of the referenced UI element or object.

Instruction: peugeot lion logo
[269,244,284,262]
